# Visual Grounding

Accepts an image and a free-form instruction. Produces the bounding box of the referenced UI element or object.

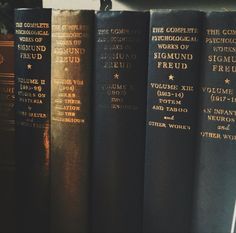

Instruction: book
[192,11,236,233]
[0,0,42,169]
[92,11,149,233]
[0,2,41,232]
[51,10,94,233]
[143,10,204,233]
[0,2,15,166]
[15,8,51,232]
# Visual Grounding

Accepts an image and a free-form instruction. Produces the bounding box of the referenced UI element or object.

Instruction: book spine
[0,0,42,169]
[0,5,16,232]
[15,9,51,232]
[0,4,15,166]
[51,10,94,233]
[143,10,204,233]
[192,12,236,233]
[92,11,149,233]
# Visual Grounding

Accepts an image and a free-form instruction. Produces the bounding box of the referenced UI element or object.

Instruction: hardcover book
[15,8,51,232]
[0,0,42,169]
[92,11,149,233]
[143,10,204,233]
[192,11,236,233]
[0,1,41,232]
[0,2,15,166]
[51,10,94,233]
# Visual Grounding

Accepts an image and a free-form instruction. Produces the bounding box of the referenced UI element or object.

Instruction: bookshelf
[1,1,236,232]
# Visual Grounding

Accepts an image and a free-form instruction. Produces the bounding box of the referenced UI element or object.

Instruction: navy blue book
[92,11,149,233]
[15,8,51,232]
[143,10,204,233]
[192,12,236,233]
[1,2,41,232]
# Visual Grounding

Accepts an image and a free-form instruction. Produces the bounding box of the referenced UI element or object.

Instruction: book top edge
[14,8,148,13]
[14,8,236,14]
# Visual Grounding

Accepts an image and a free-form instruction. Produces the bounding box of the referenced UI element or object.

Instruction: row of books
[1,6,236,233]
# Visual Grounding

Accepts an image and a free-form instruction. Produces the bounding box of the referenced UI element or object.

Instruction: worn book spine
[0,3,15,166]
[0,0,42,169]
[0,4,15,232]
[192,12,236,233]
[0,3,15,167]
[92,11,149,233]
[143,10,204,233]
[15,8,51,232]
[0,2,41,233]
[51,10,94,233]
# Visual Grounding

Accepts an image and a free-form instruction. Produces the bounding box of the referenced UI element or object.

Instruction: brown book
[51,10,94,233]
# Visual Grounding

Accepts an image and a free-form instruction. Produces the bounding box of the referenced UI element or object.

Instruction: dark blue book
[0,1,41,232]
[15,8,51,232]
[143,10,204,233]
[92,11,149,233]
[192,11,236,233]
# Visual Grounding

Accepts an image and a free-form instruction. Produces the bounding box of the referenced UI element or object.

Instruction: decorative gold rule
[0,41,14,47]
[0,38,15,132]
[0,73,14,78]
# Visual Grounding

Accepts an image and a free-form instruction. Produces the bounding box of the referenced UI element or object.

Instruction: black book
[143,10,204,233]
[192,12,236,233]
[92,11,149,233]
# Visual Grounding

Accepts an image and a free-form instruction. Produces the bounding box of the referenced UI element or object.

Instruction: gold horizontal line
[0,40,14,43]
[0,45,14,47]
[0,42,14,43]
[0,76,14,78]
[0,42,14,46]
[0,43,14,45]
[0,42,14,44]
[0,83,14,85]
[0,73,15,76]
[0,44,14,46]
[0,74,14,75]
